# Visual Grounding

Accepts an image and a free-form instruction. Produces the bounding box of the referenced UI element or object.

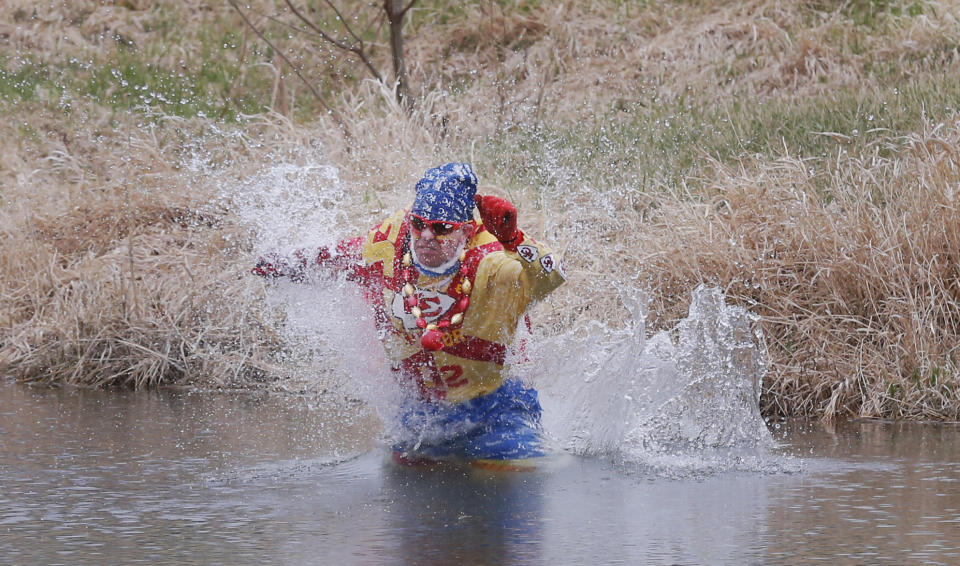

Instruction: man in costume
[253,163,566,468]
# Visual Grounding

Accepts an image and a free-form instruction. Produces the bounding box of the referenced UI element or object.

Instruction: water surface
[2,380,959,565]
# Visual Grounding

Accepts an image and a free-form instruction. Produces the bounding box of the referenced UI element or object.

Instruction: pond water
[2,380,959,565]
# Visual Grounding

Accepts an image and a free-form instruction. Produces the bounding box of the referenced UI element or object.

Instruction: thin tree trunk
[384,0,410,107]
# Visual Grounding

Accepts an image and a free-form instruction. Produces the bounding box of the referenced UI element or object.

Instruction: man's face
[410,215,474,268]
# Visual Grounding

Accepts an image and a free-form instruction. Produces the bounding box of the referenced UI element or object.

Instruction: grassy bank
[2,0,959,420]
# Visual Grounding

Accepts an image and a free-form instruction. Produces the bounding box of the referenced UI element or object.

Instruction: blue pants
[391,379,545,461]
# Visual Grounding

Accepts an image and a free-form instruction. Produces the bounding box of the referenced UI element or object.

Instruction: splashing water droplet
[525,284,776,475]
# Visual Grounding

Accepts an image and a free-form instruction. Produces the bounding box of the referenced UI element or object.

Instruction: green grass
[82,58,241,119]
[0,51,272,121]
[0,4,392,124]
[802,0,926,28]
[480,71,960,198]
[3,0,956,162]
[0,3,286,121]
[0,58,59,105]
[413,0,545,26]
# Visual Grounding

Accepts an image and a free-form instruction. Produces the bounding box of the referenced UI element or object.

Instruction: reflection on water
[2,380,960,565]
[764,420,960,566]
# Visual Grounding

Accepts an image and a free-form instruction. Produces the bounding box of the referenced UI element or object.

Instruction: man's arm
[474,195,566,302]
[252,237,363,282]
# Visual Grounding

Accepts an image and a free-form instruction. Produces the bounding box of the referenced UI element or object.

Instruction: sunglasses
[409,214,471,237]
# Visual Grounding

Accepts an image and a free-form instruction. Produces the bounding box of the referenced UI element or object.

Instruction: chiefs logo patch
[391,288,455,330]
[556,258,567,280]
[540,253,557,273]
[516,244,539,263]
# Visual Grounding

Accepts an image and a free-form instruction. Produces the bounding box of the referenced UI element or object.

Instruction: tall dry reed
[623,121,960,420]
[0,104,295,390]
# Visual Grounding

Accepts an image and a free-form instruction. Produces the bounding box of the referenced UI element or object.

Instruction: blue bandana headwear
[411,163,478,222]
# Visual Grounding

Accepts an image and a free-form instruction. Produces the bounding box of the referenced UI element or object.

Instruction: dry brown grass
[0,102,292,390]
[319,88,960,422]
[621,120,960,420]
[0,228,277,388]
[405,0,960,138]
[1,0,227,63]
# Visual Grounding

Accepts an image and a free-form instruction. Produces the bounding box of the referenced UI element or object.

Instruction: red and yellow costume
[254,163,565,464]
[318,208,566,403]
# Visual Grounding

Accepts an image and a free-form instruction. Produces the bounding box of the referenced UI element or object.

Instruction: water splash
[225,158,348,250]
[218,153,400,418]
[527,285,778,475]
[221,156,781,475]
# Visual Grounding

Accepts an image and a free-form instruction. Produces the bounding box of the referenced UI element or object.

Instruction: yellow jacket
[344,209,566,402]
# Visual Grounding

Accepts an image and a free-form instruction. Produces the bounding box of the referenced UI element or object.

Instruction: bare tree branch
[284,0,384,84]
[282,1,352,52]
[400,0,419,17]
[227,0,351,138]
[321,0,361,44]
[383,0,419,106]
[232,0,418,116]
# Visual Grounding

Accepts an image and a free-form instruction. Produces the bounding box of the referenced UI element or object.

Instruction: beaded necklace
[398,250,473,351]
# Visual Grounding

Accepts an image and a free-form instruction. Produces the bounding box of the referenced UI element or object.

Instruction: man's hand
[252,252,290,278]
[252,246,345,282]
[475,194,522,251]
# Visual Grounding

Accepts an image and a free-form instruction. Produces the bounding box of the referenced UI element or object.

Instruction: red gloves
[252,240,361,283]
[252,252,290,278]
[475,194,523,251]
[252,249,310,282]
